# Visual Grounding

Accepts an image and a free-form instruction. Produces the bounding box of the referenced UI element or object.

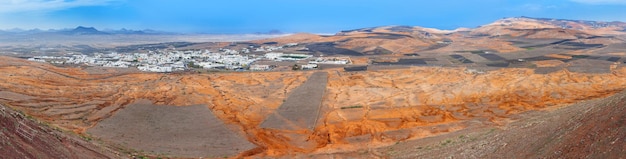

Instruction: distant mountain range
[333,16,626,36]
[0,26,291,36]
[253,16,626,55]
[0,26,176,35]
[2,17,625,37]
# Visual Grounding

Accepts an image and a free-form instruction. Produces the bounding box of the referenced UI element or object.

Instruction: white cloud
[0,0,120,13]
[570,0,626,5]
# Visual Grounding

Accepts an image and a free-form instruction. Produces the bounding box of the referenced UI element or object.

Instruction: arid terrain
[1,17,626,158]
[0,102,120,158]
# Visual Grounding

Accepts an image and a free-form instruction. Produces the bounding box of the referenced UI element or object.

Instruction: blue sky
[0,0,625,33]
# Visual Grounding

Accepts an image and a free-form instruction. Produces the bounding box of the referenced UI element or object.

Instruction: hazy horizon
[1,0,626,34]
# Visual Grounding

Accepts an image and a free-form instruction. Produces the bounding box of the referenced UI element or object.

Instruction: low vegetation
[341,105,364,109]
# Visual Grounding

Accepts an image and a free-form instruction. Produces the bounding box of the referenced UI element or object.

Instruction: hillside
[324,90,626,158]
[1,17,626,158]
[0,103,119,158]
[472,17,626,37]
[0,55,625,157]
[249,17,626,55]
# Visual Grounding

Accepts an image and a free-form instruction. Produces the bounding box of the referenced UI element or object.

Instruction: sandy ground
[534,60,565,67]
[260,72,328,130]
[87,99,255,158]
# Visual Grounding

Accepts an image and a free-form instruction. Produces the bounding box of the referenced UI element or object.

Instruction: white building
[250,64,270,71]
[309,57,351,64]
[284,43,298,47]
[27,58,46,63]
[301,64,318,69]
[197,62,226,69]
[138,65,172,72]
[265,52,284,59]
[264,52,312,61]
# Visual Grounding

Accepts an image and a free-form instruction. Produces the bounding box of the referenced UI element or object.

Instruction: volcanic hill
[1,17,626,158]
[248,17,626,56]
[1,55,625,158]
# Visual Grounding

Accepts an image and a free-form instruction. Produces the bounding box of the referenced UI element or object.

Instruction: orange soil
[256,32,435,54]
[544,54,572,59]
[254,26,533,54]
[534,60,565,67]
[348,57,369,65]
[1,56,625,157]
[336,37,431,54]
[439,37,523,53]
[469,17,626,40]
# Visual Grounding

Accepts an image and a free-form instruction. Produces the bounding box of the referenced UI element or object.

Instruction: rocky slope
[1,56,625,157]
[321,90,626,158]
[0,103,120,158]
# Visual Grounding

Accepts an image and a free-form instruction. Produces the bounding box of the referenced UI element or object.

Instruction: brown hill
[528,16,626,35]
[254,33,326,44]
[324,90,626,158]
[471,18,596,39]
[255,31,436,54]
[1,17,625,158]
[1,56,625,157]
[472,17,558,36]
[472,17,626,37]
[251,17,626,55]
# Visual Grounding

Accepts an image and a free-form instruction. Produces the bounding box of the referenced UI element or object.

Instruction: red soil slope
[323,90,626,158]
[0,103,119,158]
[1,56,625,157]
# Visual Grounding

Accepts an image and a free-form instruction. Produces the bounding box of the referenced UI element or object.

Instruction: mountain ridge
[2,17,624,36]
[248,16,626,55]
[0,26,175,35]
